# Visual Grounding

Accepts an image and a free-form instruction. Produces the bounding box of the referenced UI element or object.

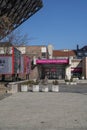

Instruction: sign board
[0,56,12,74]
[36,59,69,64]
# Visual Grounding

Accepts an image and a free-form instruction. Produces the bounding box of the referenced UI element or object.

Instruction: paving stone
[0,87,87,130]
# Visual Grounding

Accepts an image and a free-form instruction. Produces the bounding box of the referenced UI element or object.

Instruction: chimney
[77,44,79,50]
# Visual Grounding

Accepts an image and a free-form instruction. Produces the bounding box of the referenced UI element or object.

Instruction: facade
[0,43,31,81]
[17,45,48,79]
[36,59,69,79]
[52,49,82,80]
[16,44,87,80]
[0,43,87,80]
[36,49,78,80]
[26,45,48,59]
[24,45,87,80]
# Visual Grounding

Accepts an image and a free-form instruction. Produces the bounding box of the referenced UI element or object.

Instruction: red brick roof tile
[53,50,76,57]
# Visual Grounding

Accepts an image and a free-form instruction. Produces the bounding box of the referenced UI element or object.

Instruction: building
[16,44,87,80]
[77,45,87,58]
[36,49,79,80]
[23,44,87,80]
[16,45,48,79]
[1,43,87,80]
[0,42,31,81]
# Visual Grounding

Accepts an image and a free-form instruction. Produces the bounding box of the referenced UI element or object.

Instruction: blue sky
[18,0,87,50]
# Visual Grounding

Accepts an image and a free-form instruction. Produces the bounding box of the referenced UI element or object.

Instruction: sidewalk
[0,92,87,130]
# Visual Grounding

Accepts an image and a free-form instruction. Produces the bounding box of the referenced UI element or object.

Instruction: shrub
[52,80,59,85]
[21,81,29,85]
[65,79,70,82]
[33,80,39,85]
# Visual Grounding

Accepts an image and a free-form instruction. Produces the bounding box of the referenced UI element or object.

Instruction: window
[84,52,87,56]
[78,52,82,56]
[42,52,46,58]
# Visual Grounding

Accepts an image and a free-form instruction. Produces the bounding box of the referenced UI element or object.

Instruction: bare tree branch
[1,29,30,46]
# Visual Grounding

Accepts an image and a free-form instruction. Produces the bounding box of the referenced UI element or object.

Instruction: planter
[66,82,69,85]
[70,82,77,85]
[52,85,59,92]
[82,76,84,80]
[72,82,77,85]
[8,83,19,93]
[21,85,28,92]
[41,86,49,92]
[73,78,79,81]
[70,82,73,85]
[32,85,39,92]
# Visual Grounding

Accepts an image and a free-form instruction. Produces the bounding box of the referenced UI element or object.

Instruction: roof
[53,50,77,57]
[0,0,43,39]
[80,46,87,51]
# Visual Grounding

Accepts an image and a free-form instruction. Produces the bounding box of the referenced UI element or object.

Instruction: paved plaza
[0,84,87,130]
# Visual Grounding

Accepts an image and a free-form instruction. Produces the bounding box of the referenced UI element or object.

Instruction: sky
[17,0,87,50]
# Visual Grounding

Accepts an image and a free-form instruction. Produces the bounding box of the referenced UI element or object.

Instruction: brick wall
[26,46,48,79]
[29,66,39,80]
[26,45,48,59]
[26,46,42,58]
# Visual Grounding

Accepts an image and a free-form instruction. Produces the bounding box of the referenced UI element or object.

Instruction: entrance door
[40,64,66,79]
[44,67,65,79]
[56,68,65,79]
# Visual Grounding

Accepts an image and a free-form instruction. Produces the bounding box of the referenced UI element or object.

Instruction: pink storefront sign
[36,59,69,64]
[71,67,82,72]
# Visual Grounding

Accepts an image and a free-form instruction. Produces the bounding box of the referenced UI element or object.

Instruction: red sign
[71,67,82,72]
[36,59,69,64]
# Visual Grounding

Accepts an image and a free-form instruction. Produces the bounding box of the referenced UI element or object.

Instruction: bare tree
[1,29,30,46]
[0,15,13,40]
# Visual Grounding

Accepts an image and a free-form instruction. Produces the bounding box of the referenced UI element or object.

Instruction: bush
[28,80,35,84]
[52,80,59,85]
[65,79,70,82]
[33,80,39,85]
[21,81,29,85]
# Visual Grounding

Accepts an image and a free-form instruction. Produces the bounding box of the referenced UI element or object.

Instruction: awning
[36,59,69,64]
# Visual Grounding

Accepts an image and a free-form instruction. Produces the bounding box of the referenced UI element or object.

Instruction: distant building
[77,45,87,58]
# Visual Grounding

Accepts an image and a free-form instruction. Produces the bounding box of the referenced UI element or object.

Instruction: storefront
[71,67,82,79]
[36,59,69,79]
